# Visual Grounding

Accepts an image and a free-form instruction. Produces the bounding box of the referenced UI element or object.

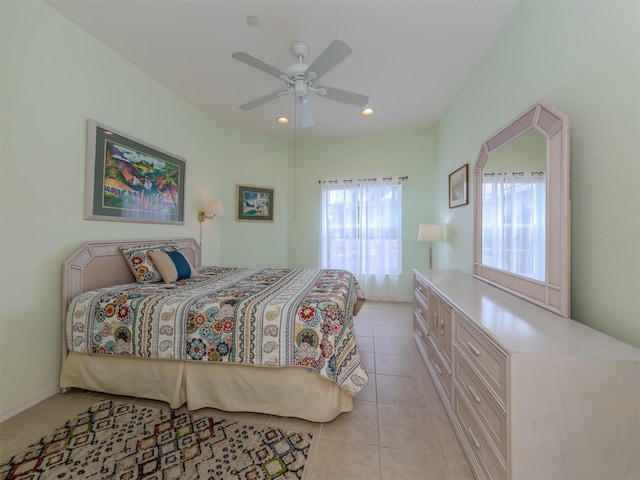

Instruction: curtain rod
[318,175,408,184]
[484,171,544,177]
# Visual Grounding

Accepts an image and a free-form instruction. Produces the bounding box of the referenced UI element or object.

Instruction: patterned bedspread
[66,267,368,395]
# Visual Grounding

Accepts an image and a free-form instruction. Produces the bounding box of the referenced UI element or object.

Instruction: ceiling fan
[231,39,369,128]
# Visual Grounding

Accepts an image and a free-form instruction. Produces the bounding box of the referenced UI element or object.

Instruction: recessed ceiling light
[276,117,290,124]
[246,16,259,27]
[361,107,375,116]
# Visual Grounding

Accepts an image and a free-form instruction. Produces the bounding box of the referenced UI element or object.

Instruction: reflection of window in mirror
[481,129,547,281]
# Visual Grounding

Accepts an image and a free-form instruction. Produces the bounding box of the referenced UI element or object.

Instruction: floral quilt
[67,267,368,395]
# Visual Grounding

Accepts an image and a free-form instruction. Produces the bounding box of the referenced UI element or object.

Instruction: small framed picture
[236,184,274,221]
[449,164,469,208]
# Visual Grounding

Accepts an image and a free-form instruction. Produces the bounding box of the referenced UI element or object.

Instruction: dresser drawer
[455,313,508,407]
[455,349,507,462]
[414,296,428,330]
[430,345,452,403]
[414,309,429,338]
[454,385,507,480]
[414,276,428,305]
[414,313,430,352]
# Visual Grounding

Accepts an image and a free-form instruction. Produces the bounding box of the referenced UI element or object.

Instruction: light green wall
[287,129,437,299]
[207,130,290,268]
[434,0,639,347]
[0,0,289,417]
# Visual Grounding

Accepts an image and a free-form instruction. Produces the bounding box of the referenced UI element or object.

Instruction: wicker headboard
[61,238,200,358]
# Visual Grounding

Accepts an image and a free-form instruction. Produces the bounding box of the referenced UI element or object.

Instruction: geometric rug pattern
[0,400,313,479]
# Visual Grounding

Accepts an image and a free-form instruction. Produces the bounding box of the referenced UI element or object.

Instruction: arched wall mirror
[473,101,571,317]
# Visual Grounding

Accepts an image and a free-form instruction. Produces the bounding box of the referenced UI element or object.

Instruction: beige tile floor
[0,301,474,479]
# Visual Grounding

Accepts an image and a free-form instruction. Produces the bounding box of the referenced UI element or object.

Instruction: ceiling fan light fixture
[361,107,375,116]
[297,96,314,128]
[293,80,308,97]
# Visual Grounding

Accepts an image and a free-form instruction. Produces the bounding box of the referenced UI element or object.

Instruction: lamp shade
[204,201,224,217]
[417,224,444,242]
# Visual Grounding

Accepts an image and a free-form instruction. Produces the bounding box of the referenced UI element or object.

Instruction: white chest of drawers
[413,269,640,480]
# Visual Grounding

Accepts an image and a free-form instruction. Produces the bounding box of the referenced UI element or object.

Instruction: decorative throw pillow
[148,250,193,283]
[119,243,177,283]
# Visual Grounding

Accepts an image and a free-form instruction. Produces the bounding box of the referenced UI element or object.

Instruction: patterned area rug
[0,400,313,479]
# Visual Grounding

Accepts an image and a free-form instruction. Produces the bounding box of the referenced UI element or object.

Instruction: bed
[60,238,367,422]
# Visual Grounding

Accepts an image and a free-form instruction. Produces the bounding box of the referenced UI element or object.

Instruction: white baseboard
[0,384,60,423]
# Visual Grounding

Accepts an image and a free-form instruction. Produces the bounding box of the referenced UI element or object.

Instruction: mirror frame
[473,100,571,317]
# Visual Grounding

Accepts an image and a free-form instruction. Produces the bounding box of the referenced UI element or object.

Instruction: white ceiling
[44,0,518,140]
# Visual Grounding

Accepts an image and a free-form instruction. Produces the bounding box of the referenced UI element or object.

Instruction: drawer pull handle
[418,308,423,315]
[467,341,481,356]
[435,363,442,375]
[418,285,424,292]
[468,427,481,449]
[467,384,481,404]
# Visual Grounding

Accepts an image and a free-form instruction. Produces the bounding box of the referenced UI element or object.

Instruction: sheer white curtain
[482,173,546,281]
[320,177,402,299]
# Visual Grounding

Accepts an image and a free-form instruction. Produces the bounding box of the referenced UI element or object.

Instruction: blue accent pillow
[148,250,193,283]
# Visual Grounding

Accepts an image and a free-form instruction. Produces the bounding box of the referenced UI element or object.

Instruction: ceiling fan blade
[232,52,287,80]
[317,86,369,108]
[307,39,352,81]
[297,96,314,128]
[239,90,288,111]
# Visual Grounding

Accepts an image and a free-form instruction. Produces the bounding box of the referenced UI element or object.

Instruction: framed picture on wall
[236,184,274,221]
[85,120,186,224]
[449,163,469,208]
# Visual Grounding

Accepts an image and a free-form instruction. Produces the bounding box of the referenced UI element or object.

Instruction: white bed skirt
[60,352,354,422]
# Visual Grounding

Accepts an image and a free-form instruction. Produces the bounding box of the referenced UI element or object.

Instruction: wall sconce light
[198,201,224,222]
[417,224,445,269]
[198,201,224,246]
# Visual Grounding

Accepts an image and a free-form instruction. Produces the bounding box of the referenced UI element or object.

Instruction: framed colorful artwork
[449,163,469,208]
[85,120,185,224]
[236,184,274,221]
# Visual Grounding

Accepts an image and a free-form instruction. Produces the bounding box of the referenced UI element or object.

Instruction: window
[320,178,402,276]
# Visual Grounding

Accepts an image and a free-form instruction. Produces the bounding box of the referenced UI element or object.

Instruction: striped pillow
[148,250,193,283]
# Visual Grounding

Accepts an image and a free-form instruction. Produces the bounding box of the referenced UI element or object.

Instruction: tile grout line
[375,352,383,480]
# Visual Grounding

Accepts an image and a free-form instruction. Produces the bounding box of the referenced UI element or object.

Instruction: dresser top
[414,269,639,361]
